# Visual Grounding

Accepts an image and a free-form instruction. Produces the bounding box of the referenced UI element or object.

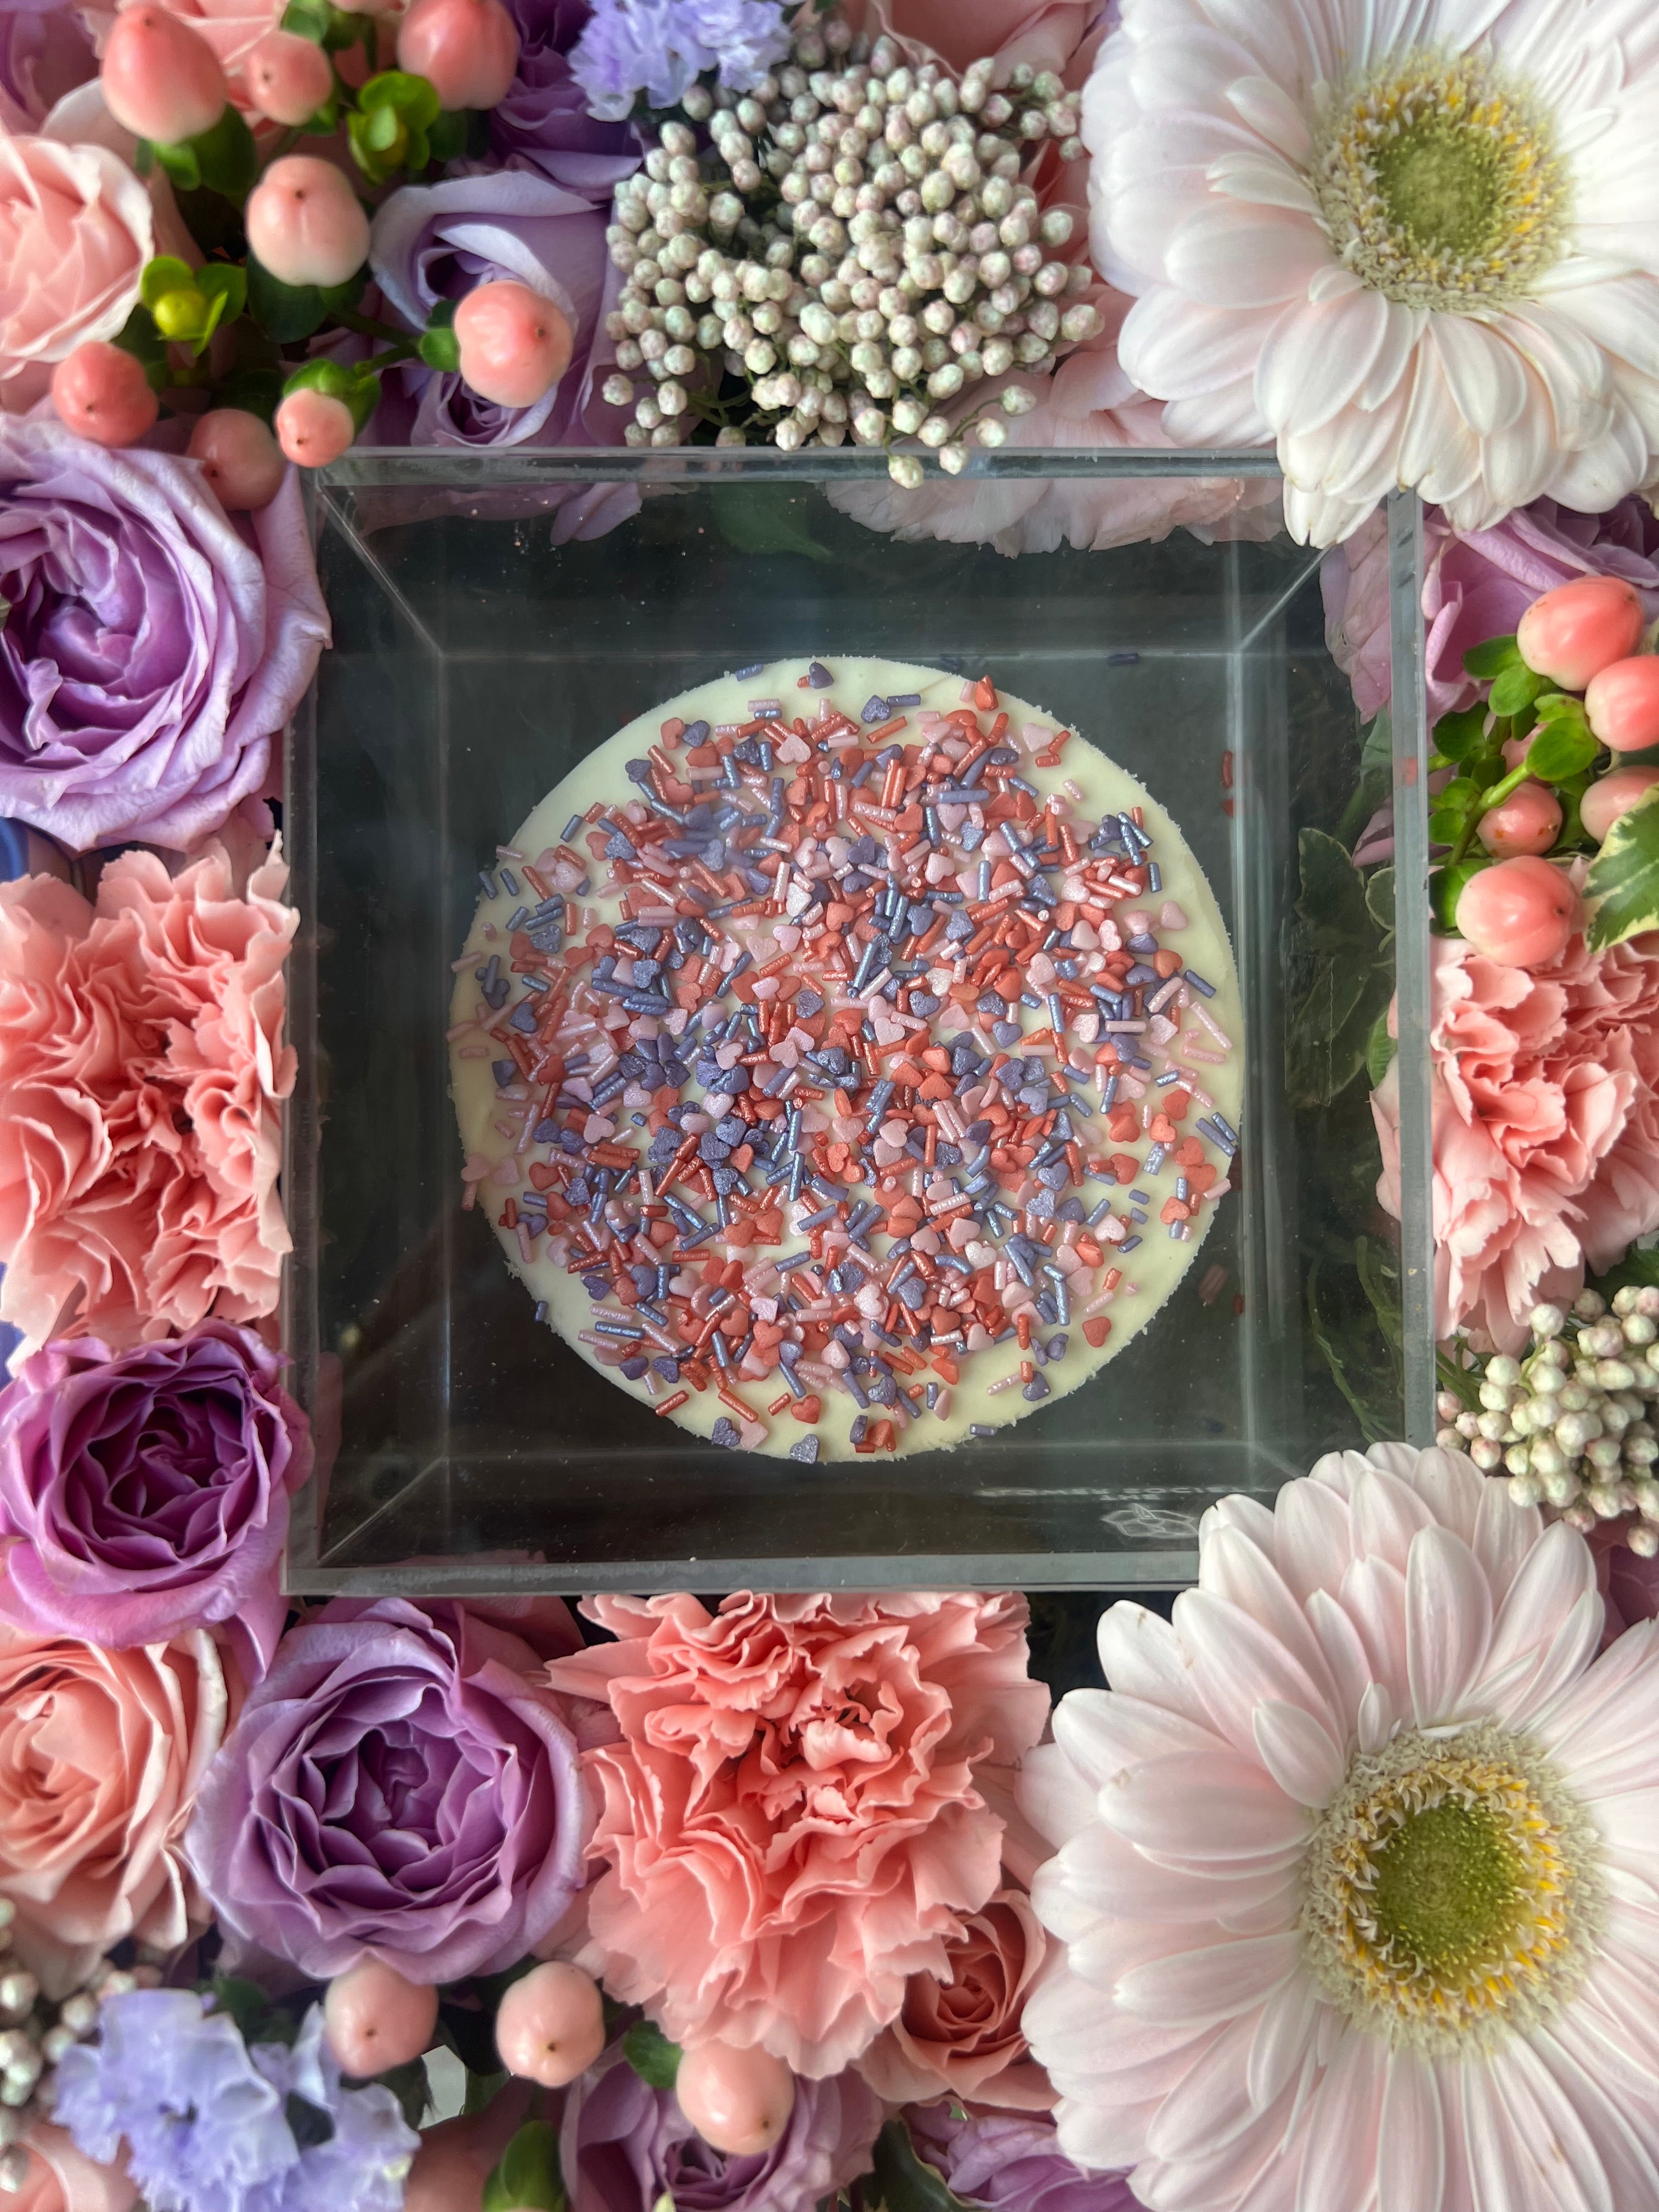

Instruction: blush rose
[0,128,153,412]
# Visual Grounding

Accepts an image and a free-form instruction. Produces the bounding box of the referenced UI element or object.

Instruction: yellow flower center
[1300,1725,1601,2054]
[1311,54,1568,309]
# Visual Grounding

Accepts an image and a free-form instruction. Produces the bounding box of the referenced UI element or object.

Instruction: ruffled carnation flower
[185,1596,594,1984]
[906,2101,1141,2212]
[1325,496,1659,729]
[857,1886,1055,2111]
[0,422,328,851]
[54,1991,417,2212]
[1020,1443,1659,2211]
[1086,0,1659,545]
[489,0,641,193]
[569,0,791,122]
[544,1590,1050,2077]
[1373,920,1659,1351]
[560,2043,883,2212]
[370,170,627,450]
[0,844,298,1353]
[0,126,153,413]
[0,1622,232,1997]
[0,1323,310,1678]
[0,0,98,132]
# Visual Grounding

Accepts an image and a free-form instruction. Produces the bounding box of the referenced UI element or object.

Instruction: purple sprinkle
[807,661,833,688]
[711,1417,741,1448]
[491,1059,516,1088]
[1183,969,1217,998]
[561,814,583,843]
[789,1435,820,1462]
[861,695,890,724]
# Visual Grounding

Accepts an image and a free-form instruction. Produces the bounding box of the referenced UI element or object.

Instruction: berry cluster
[600,22,1100,480]
[1438,1286,1659,1553]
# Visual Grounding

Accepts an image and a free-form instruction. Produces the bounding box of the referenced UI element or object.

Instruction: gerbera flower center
[1300,1724,1602,2054]
[1311,55,1567,310]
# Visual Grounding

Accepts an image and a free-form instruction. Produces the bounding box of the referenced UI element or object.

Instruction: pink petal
[1379,2052,1446,2212]
[1097,1601,1214,1728]
[1098,1753,1311,1865]
[1144,2008,1268,2162]
[1273,1477,1354,1606]
[1116,1930,1301,2028]
[1163,201,1328,309]
[1200,1524,1344,1717]
[1294,2028,1387,2210]
[1350,1468,1437,1571]
[1406,1526,1493,1725]
[1248,1976,1322,2109]
[1252,1700,1345,1806]
[1176,1588,1343,1754]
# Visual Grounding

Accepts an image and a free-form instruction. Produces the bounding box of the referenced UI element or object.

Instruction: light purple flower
[1323,495,1659,727]
[569,0,791,121]
[184,1596,594,1983]
[561,2045,882,2212]
[244,2005,419,2212]
[369,168,626,450]
[489,0,641,194]
[0,422,329,852]
[905,2102,1143,2212]
[0,1322,310,1680]
[0,0,96,129]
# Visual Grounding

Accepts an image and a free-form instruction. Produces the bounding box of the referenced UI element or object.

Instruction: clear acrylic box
[283,449,1435,1595]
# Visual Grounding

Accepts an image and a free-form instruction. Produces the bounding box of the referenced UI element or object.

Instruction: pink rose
[857,1886,1056,2111]
[0,843,297,1352]
[10,2125,137,2212]
[0,1621,233,1996]
[544,1591,1051,2078]
[84,0,285,112]
[1373,919,1659,1349]
[0,126,153,413]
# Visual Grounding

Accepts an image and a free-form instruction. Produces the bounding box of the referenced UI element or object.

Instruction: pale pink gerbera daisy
[1019,1443,1659,2211]
[1084,0,1659,545]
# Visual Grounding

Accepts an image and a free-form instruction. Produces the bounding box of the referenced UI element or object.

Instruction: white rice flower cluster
[0,1903,160,2195]
[1438,1285,1659,1553]
[599,20,1099,484]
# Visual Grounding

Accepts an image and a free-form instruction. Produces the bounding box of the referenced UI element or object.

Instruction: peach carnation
[1374,919,1659,1352]
[0,843,297,1353]
[544,1590,1050,2078]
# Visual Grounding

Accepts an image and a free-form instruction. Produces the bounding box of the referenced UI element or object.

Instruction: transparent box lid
[283,449,1434,1596]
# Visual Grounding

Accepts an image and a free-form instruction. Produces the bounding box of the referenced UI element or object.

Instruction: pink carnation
[544,1590,1050,2078]
[0,844,296,1352]
[1373,918,1659,1351]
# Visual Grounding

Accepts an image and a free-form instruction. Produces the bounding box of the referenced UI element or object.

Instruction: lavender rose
[0,1323,309,1679]
[369,170,627,450]
[0,0,97,129]
[184,1596,594,1983]
[0,421,328,851]
[560,2046,882,2212]
[488,0,640,195]
[905,2103,1142,2212]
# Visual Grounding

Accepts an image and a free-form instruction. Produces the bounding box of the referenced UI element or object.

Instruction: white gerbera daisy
[1020,1444,1659,2211]
[1084,0,1659,544]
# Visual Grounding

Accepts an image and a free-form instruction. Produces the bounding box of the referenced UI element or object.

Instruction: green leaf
[281,353,380,431]
[1432,704,1491,764]
[1587,786,1659,950]
[360,67,441,125]
[1292,826,1375,953]
[208,1975,286,2046]
[1284,953,1395,1110]
[1488,662,1547,718]
[866,2119,974,2212]
[1365,1003,1396,1086]
[419,324,461,371]
[1463,634,1521,681]
[1428,807,1469,846]
[1525,720,1600,785]
[153,137,202,192]
[1365,865,1395,939]
[286,2094,336,2151]
[464,2069,510,2117]
[191,101,258,199]
[281,0,332,36]
[482,2120,565,2212]
[1436,777,1484,815]
[1589,1243,1659,1304]
[198,262,247,321]
[622,2020,681,2089]
[428,108,469,161]
[1431,855,1489,933]
[140,255,196,311]
[111,302,169,392]
[246,251,330,341]
[370,2056,432,2130]
[1532,690,1587,723]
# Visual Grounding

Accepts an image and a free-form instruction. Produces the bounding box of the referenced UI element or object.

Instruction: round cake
[448,656,1242,1462]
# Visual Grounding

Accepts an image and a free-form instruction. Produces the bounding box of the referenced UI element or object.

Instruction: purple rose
[184,1596,594,1983]
[906,2103,1143,2212]
[0,0,97,128]
[489,0,640,195]
[369,170,629,450]
[0,422,329,852]
[0,1321,310,1678]
[561,2046,882,2212]
[1323,495,1659,727]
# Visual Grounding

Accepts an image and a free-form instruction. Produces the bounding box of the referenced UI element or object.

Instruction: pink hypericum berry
[1455,856,1582,969]
[1582,765,1659,844]
[50,341,159,446]
[396,0,520,110]
[1585,654,1659,754]
[1476,780,1562,860]
[245,30,335,125]
[246,155,369,290]
[275,386,356,467]
[187,408,286,509]
[674,2042,796,2157]
[1516,575,1646,692]
[323,1962,439,2076]
[493,1961,606,2088]
[453,280,573,409]
[100,3,228,142]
